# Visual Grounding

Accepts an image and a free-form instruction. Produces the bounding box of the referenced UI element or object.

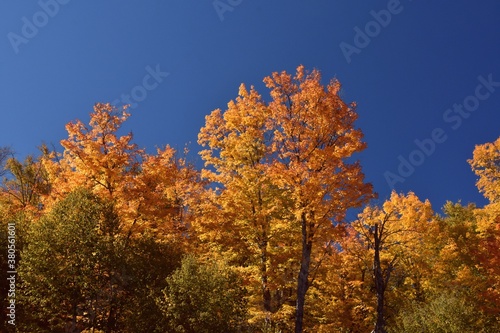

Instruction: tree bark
[373,223,387,333]
[260,238,272,313]
[295,214,312,333]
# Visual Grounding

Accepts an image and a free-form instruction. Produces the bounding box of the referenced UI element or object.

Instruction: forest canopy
[1,66,499,333]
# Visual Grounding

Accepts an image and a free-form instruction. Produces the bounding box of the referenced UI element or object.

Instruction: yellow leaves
[262,66,373,223]
[454,266,477,287]
[40,103,201,245]
[48,103,143,201]
[349,191,439,314]
[196,65,374,329]
[238,83,248,97]
[469,136,500,203]
[11,70,500,331]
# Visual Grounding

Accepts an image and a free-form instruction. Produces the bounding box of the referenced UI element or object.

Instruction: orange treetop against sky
[2,1,500,211]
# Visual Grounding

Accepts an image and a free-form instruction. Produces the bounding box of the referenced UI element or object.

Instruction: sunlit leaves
[469,137,500,203]
[198,66,373,331]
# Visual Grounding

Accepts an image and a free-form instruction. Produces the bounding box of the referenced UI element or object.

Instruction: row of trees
[1,66,499,332]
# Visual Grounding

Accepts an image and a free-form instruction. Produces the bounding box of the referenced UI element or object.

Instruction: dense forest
[1,66,499,332]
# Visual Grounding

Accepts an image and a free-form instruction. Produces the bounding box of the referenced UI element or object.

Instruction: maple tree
[42,103,198,242]
[469,136,500,204]
[41,103,142,215]
[303,229,374,332]
[197,83,298,328]
[264,66,373,332]
[3,69,500,332]
[352,192,435,333]
[135,146,200,242]
[198,65,373,332]
[392,201,500,332]
[468,137,500,317]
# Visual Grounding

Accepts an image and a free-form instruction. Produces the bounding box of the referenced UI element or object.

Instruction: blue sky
[1,0,499,212]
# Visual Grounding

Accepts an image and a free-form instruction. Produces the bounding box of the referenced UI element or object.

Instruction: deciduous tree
[157,255,248,333]
[2,153,50,211]
[19,189,124,332]
[42,103,198,242]
[264,66,373,332]
[468,137,500,315]
[0,146,13,178]
[352,192,434,333]
[42,103,143,220]
[198,84,297,327]
[198,66,373,332]
[469,136,500,204]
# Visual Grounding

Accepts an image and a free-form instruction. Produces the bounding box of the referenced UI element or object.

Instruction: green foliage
[17,188,185,332]
[119,234,184,333]
[389,292,498,333]
[18,188,123,332]
[0,209,30,332]
[157,255,248,333]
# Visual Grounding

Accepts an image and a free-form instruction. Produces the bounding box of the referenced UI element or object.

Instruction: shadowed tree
[157,255,248,333]
[0,146,13,178]
[468,137,500,315]
[2,153,51,211]
[19,189,126,332]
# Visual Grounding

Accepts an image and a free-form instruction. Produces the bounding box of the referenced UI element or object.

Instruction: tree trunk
[295,214,312,333]
[71,301,78,333]
[106,303,117,333]
[260,238,272,313]
[373,223,386,333]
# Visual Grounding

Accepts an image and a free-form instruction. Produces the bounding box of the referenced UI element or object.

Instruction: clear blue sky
[1,0,499,212]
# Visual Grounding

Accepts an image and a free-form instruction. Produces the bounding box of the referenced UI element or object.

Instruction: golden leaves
[40,103,200,243]
[469,136,500,203]
[196,66,373,328]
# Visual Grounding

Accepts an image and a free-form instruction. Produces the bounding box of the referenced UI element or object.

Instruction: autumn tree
[469,136,500,204]
[198,66,373,332]
[2,153,51,211]
[303,228,374,332]
[468,137,500,316]
[384,139,500,333]
[42,103,143,218]
[198,84,297,328]
[0,146,13,178]
[264,66,373,332]
[12,103,203,332]
[352,192,435,333]
[386,201,499,333]
[42,103,198,242]
[134,146,201,242]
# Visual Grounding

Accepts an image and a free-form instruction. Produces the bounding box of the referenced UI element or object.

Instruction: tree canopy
[1,66,498,332]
